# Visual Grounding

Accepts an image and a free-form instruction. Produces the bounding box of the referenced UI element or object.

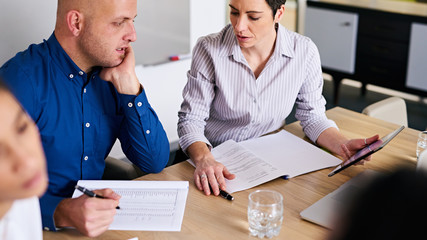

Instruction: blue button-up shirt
[0,33,170,230]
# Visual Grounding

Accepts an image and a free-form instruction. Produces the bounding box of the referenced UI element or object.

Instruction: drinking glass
[417,131,427,159]
[248,190,283,238]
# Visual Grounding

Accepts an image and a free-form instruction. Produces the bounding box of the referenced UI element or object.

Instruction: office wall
[0,0,57,66]
[140,0,227,65]
[136,0,190,65]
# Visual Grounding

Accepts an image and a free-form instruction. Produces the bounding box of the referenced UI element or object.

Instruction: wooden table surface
[43,107,420,240]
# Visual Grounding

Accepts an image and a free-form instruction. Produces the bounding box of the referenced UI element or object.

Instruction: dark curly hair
[265,0,286,17]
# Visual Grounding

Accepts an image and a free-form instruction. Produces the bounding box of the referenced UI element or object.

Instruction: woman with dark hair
[177,0,379,196]
[0,79,48,239]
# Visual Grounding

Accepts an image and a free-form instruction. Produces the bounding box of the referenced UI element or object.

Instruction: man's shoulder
[1,40,51,75]
[0,40,53,109]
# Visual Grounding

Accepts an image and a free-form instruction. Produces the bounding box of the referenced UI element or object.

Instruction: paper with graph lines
[72,180,189,231]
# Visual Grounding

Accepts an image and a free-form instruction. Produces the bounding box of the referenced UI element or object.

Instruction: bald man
[0,0,169,237]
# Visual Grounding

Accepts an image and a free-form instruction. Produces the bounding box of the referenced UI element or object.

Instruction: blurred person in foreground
[0,79,48,239]
[329,168,427,240]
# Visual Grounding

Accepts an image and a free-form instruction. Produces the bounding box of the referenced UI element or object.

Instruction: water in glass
[417,131,427,158]
[248,190,283,238]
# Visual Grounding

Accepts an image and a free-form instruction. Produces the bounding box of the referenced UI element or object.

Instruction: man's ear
[66,10,83,36]
[274,5,286,24]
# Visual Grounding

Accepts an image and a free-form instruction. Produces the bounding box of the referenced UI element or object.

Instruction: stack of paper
[192,130,342,193]
[72,180,189,231]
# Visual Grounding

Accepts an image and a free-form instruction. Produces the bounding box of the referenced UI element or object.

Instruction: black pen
[209,185,234,201]
[219,189,234,201]
[75,185,120,209]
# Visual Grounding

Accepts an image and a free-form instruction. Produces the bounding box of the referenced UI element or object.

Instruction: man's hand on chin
[100,45,142,96]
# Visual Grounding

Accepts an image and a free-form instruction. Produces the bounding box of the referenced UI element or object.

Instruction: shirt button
[146,130,150,134]
[84,88,87,93]
[69,74,74,79]
[84,156,89,161]
[79,71,84,76]
[253,99,257,103]
[128,102,133,108]
[137,102,142,107]
[85,122,90,128]
[92,76,95,79]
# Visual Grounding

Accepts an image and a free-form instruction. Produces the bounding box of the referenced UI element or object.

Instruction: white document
[191,131,342,193]
[72,180,189,231]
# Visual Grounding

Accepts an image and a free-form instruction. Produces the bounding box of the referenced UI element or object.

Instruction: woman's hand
[317,127,380,165]
[339,134,380,165]
[187,142,235,196]
[193,151,235,196]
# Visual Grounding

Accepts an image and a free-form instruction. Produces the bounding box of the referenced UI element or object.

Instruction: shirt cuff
[120,88,150,117]
[179,133,212,153]
[304,119,338,143]
[40,193,65,232]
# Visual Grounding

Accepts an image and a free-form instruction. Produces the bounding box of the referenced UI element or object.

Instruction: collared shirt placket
[81,73,94,179]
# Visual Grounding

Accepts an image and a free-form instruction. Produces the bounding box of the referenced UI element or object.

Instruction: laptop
[300,169,380,229]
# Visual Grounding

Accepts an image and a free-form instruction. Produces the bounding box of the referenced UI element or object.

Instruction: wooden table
[44,107,420,240]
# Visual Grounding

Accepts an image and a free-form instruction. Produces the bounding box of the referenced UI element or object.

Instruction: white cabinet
[305,7,359,74]
[406,23,427,92]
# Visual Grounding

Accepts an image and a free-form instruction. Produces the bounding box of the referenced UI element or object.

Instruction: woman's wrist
[316,127,348,157]
[187,141,212,164]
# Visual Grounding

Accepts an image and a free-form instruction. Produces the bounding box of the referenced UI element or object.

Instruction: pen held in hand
[75,185,121,209]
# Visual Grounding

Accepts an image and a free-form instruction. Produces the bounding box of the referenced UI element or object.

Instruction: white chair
[362,97,408,127]
[102,156,145,180]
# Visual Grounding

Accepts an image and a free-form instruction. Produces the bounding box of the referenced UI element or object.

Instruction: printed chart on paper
[73,180,189,231]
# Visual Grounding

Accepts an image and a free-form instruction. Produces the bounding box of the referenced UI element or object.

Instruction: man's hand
[54,188,121,237]
[100,45,142,95]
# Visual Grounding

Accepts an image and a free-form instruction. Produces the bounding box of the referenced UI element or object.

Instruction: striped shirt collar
[220,24,295,61]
